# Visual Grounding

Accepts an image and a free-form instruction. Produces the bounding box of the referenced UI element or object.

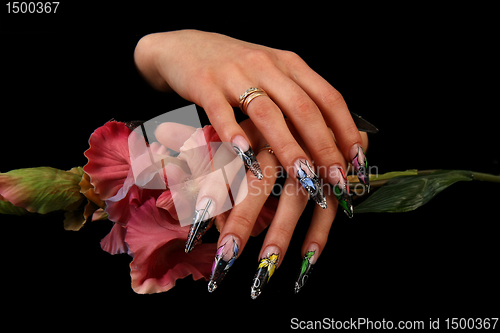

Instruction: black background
[1,3,498,330]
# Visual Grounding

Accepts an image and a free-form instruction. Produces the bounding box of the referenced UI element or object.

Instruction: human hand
[155,118,368,297]
[134,30,371,217]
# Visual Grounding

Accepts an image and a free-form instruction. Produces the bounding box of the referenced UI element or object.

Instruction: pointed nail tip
[249,159,263,180]
[250,289,260,300]
[185,238,196,253]
[248,166,263,180]
[314,195,327,209]
[207,282,216,293]
[361,179,370,192]
[342,205,354,218]
[184,237,193,252]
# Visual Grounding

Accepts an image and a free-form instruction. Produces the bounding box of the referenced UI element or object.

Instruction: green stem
[471,171,500,183]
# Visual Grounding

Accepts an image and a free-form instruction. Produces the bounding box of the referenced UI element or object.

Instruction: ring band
[239,87,268,113]
[258,144,274,154]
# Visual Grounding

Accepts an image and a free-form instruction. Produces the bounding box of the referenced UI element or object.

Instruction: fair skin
[134,29,368,270]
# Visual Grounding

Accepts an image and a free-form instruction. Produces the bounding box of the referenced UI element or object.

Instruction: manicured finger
[199,87,263,180]
[236,89,328,210]
[282,55,370,189]
[294,191,338,293]
[250,176,309,299]
[207,148,280,292]
[258,70,357,216]
[261,70,346,166]
[184,140,248,253]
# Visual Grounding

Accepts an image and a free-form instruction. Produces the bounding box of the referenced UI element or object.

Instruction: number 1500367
[445,318,498,330]
[6,2,59,14]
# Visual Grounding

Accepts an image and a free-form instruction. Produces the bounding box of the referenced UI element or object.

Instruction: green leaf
[355,170,474,213]
[0,167,84,215]
[370,169,418,181]
[300,258,308,275]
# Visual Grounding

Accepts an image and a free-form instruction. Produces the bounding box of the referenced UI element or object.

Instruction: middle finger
[207,144,279,292]
[237,88,328,210]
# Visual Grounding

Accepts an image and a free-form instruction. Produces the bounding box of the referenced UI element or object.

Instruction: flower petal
[178,126,221,179]
[83,121,132,200]
[156,163,197,221]
[79,172,105,208]
[125,197,215,294]
[178,129,212,179]
[202,125,221,144]
[105,184,162,226]
[100,223,129,255]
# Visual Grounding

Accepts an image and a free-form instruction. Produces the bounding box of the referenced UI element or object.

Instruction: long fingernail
[294,159,327,209]
[250,246,280,300]
[294,244,319,294]
[232,135,263,180]
[328,166,353,218]
[350,144,370,192]
[185,197,214,253]
[250,246,280,299]
[208,235,240,292]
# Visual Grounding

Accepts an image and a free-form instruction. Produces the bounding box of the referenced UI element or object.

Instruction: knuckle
[320,87,345,108]
[272,223,293,240]
[291,94,316,118]
[342,120,360,136]
[280,50,304,66]
[314,144,339,160]
[229,211,254,231]
[248,99,275,121]
[244,48,274,66]
[196,67,216,86]
[274,140,298,157]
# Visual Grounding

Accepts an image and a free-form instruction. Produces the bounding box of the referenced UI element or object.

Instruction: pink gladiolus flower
[83,120,277,294]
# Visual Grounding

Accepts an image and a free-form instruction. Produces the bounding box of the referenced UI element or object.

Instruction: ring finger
[250,175,308,299]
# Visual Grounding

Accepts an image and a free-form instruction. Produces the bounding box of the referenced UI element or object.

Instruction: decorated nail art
[250,250,280,300]
[351,145,370,192]
[185,198,213,253]
[295,159,327,209]
[232,136,263,180]
[208,235,239,292]
[329,166,353,218]
[294,250,316,294]
[350,111,379,134]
